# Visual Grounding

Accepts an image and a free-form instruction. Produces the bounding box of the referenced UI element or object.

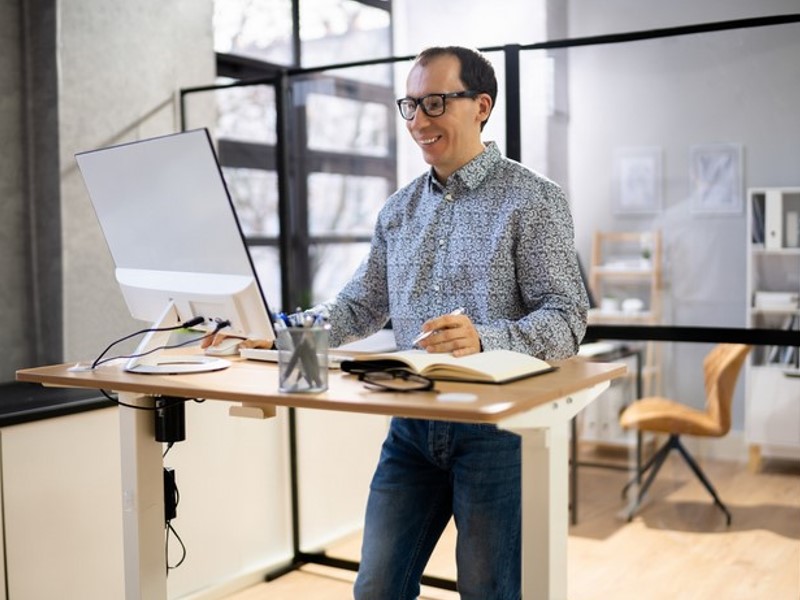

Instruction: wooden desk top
[16,356,625,424]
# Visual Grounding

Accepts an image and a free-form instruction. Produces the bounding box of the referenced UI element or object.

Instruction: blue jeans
[354,418,521,600]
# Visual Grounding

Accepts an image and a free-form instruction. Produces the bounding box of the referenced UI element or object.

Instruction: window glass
[215,85,278,145]
[222,167,280,237]
[308,173,387,236]
[300,0,391,83]
[310,242,371,304]
[306,93,389,156]
[249,246,283,311]
[214,0,294,65]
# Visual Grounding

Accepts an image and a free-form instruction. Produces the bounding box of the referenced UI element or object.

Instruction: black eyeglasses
[358,368,435,392]
[396,90,480,121]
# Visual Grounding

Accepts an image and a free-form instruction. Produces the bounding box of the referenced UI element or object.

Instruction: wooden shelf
[588,309,658,325]
[752,247,800,256]
[591,267,655,278]
[589,230,662,324]
[750,307,800,316]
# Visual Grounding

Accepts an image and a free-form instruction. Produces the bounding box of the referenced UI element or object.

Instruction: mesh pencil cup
[277,326,329,393]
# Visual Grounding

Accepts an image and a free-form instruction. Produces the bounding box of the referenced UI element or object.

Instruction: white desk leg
[501,382,609,600]
[118,392,167,600]
[516,421,568,600]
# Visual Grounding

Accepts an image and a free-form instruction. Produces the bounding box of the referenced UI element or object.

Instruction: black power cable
[92,317,228,410]
[91,317,228,369]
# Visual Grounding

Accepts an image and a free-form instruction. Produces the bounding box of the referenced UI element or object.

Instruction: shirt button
[444,193,453,201]
[438,239,445,247]
[433,284,440,292]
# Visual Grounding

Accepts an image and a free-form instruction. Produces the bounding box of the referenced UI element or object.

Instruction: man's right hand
[201,333,273,350]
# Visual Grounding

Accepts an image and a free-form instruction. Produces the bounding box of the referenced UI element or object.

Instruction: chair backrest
[704,344,752,436]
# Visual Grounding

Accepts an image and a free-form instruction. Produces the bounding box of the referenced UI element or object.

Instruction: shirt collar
[426,141,501,192]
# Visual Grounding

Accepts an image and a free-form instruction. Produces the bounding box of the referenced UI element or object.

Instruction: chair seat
[620,397,725,437]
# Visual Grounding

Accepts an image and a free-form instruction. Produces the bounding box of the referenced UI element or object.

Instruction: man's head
[400,46,496,181]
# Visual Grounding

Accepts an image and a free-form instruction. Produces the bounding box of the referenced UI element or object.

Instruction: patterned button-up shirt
[318,141,588,360]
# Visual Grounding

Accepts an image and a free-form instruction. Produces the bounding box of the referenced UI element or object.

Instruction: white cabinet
[0,408,125,600]
[745,187,800,468]
[0,396,386,599]
[580,378,633,445]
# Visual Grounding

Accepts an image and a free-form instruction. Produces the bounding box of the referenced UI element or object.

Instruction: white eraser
[436,392,478,403]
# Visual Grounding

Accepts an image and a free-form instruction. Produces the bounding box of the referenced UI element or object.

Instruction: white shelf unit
[745,187,800,470]
[588,230,663,395]
[588,231,662,320]
[581,231,663,449]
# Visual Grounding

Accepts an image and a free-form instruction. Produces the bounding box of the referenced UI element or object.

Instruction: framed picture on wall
[613,147,662,215]
[689,143,743,215]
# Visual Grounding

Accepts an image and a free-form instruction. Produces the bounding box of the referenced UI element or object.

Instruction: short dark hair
[415,46,497,130]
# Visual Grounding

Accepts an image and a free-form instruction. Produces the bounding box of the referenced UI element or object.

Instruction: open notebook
[340,349,555,384]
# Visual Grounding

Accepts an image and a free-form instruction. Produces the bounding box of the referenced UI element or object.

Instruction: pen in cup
[412,307,466,347]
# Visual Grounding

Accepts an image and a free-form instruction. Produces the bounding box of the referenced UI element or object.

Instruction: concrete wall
[0,1,32,380]
[59,0,218,362]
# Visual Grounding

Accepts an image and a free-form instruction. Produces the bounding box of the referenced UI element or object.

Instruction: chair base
[622,434,732,526]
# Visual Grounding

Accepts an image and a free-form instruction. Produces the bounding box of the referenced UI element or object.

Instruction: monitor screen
[75,128,275,373]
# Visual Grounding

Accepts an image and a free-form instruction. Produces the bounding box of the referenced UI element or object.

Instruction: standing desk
[17,356,624,600]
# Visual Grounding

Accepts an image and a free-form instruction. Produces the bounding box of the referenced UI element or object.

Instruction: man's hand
[416,312,481,357]
[201,333,273,350]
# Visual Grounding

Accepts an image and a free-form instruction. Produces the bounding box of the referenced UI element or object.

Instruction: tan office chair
[619,343,751,525]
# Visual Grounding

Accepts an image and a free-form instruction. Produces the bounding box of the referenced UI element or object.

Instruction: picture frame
[689,143,743,215]
[613,147,662,215]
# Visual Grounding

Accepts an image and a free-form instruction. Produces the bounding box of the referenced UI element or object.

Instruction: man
[313,46,588,599]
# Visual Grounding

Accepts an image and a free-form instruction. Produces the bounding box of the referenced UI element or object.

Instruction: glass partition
[179,10,800,585]
[187,15,800,322]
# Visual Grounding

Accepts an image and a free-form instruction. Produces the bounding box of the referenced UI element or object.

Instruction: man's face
[404,54,491,182]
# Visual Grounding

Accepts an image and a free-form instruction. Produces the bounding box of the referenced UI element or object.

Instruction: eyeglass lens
[398,95,446,120]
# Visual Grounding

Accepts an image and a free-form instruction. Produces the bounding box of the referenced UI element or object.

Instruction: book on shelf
[766,314,800,366]
[751,197,766,245]
[340,349,556,384]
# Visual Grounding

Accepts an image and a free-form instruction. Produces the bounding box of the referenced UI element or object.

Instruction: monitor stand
[125,302,231,374]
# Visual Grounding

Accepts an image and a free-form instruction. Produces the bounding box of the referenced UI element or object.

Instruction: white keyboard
[239,348,349,369]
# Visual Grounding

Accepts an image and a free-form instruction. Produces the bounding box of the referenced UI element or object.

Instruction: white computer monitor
[75,128,276,374]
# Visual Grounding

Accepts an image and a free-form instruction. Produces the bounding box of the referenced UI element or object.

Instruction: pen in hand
[412,307,465,347]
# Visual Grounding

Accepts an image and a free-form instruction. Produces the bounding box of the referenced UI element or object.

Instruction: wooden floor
[224,452,800,600]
